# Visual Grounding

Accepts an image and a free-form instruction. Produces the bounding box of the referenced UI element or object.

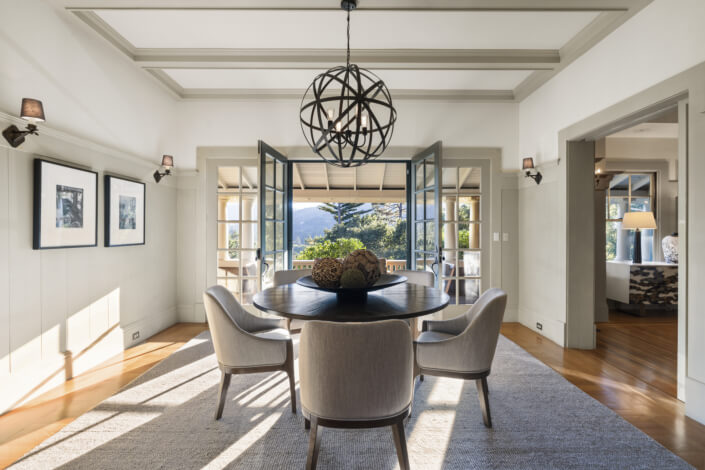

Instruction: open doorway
[289,161,408,272]
[593,107,680,398]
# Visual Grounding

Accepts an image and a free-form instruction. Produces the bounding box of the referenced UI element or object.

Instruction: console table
[606,260,678,311]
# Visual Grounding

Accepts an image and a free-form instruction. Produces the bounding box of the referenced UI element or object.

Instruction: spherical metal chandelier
[300,0,397,168]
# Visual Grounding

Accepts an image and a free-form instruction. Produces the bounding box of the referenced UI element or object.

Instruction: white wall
[516,0,705,424]
[168,100,519,169]
[0,1,175,162]
[518,0,705,166]
[0,122,178,414]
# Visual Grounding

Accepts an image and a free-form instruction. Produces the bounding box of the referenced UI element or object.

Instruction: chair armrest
[422,314,470,336]
[242,310,287,333]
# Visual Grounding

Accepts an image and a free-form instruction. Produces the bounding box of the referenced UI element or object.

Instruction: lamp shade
[522,157,535,170]
[622,211,657,230]
[20,98,45,122]
[161,155,174,168]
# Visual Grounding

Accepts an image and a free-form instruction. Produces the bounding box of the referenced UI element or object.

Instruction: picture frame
[33,158,98,250]
[104,175,146,247]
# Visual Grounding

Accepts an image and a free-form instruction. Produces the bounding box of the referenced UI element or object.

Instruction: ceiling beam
[459,167,473,189]
[353,167,357,191]
[379,163,386,191]
[294,163,305,190]
[64,0,637,12]
[323,163,330,191]
[293,189,405,204]
[173,88,516,101]
[241,170,254,189]
[133,48,560,70]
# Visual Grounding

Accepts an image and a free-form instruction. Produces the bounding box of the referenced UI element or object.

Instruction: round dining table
[252,282,450,322]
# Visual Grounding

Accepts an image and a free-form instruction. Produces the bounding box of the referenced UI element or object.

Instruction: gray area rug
[11,332,691,469]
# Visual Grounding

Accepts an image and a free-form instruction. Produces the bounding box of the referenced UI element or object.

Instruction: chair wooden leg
[215,371,231,420]
[391,418,410,470]
[476,376,492,428]
[286,341,296,414]
[306,417,322,470]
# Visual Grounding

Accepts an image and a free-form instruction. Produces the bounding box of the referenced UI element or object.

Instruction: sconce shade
[522,157,535,170]
[622,211,657,230]
[20,99,45,122]
[161,155,174,168]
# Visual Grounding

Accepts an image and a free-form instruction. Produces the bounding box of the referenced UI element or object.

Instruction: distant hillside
[292,205,334,245]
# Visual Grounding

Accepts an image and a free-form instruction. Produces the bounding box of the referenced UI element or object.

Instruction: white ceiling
[95,10,599,50]
[68,1,652,101]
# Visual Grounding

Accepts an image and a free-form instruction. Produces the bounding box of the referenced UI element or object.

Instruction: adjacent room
[1,1,705,469]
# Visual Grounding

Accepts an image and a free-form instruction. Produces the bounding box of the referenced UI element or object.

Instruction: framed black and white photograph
[33,159,98,249]
[104,175,145,247]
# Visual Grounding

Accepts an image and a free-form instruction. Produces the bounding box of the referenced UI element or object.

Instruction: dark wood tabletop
[252,282,450,322]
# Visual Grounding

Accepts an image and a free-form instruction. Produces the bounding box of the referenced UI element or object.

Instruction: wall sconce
[153,155,174,183]
[3,98,45,148]
[522,157,543,185]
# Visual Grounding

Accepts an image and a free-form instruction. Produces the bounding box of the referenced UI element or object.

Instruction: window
[217,166,259,304]
[605,173,655,261]
[440,166,482,304]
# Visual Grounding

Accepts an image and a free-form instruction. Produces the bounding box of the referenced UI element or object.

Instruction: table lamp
[622,211,657,264]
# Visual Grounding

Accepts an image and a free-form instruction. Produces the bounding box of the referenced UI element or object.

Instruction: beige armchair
[273,269,312,332]
[203,285,296,419]
[394,269,434,287]
[299,320,413,470]
[394,269,435,338]
[414,288,507,427]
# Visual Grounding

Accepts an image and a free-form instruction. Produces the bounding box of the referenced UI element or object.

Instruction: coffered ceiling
[63,0,652,101]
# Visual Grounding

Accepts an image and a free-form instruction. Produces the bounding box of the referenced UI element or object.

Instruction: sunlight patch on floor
[205,412,282,469]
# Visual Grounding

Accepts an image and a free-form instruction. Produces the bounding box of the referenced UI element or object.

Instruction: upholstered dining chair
[414,288,507,428]
[393,269,434,287]
[394,269,435,338]
[273,269,312,332]
[203,285,296,420]
[299,320,413,470]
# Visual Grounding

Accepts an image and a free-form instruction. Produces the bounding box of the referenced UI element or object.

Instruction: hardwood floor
[596,310,678,397]
[0,323,208,469]
[1,320,704,469]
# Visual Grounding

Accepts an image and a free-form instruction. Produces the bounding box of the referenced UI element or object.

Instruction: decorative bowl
[296,273,407,301]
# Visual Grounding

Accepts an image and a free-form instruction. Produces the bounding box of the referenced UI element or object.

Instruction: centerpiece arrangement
[297,249,406,301]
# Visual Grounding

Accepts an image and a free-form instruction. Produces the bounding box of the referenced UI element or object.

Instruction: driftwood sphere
[312,257,344,288]
[343,250,381,287]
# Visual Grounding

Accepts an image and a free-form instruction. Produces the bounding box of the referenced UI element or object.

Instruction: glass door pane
[441,164,484,305]
[259,141,290,289]
[216,164,259,303]
[410,142,442,283]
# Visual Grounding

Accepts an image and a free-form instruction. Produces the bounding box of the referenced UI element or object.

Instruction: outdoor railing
[292,259,408,271]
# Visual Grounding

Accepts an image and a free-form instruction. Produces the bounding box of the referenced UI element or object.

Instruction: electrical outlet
[132,331,140,341]
[536,322,543,331]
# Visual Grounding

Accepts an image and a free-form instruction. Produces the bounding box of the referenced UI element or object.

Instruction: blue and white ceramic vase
[662,233,678,264]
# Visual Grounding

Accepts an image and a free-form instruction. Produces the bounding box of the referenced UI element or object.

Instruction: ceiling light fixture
[3,98,45,148]
[299,0,397,167]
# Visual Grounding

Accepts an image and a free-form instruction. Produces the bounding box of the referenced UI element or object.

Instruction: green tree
[372,203,405,222]
[318,203,371,225]
[297,238,365,260]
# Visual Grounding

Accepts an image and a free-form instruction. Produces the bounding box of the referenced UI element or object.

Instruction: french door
[410,142,442,283]
[258,141,291,289]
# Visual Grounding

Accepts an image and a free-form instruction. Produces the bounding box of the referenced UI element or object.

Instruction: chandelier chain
[346,9,351,67]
